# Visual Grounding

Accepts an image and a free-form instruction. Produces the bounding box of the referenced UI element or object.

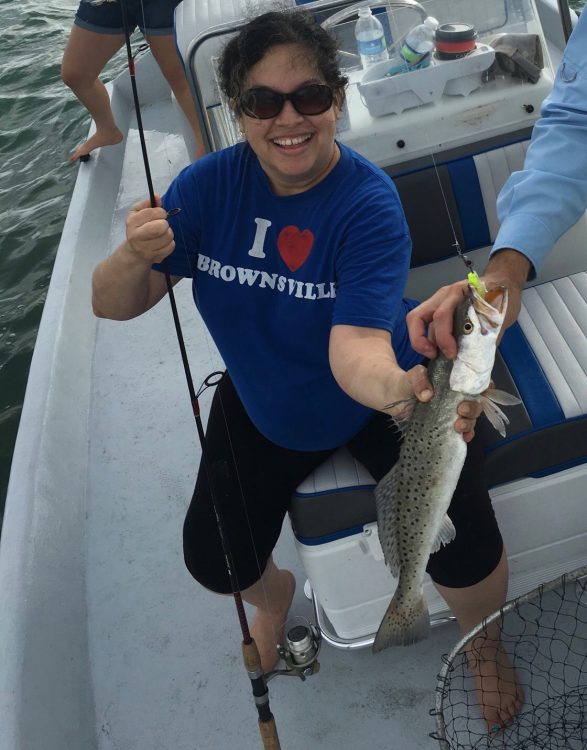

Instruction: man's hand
[406,249,532,360]
[406,280,470,360]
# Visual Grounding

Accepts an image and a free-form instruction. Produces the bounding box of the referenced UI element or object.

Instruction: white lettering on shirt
[248,218,272,259]
[196,253,335,300]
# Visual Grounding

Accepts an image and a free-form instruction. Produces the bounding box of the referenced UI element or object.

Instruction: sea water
[0,0,130,522]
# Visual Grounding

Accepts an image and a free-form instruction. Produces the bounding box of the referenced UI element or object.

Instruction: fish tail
[372,592,430,652]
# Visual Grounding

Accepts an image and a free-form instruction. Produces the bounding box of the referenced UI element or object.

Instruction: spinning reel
[265,617,323,682]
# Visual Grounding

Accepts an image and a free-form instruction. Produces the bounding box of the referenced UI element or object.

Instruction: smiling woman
[234,43,342,195]
[217,11,349,196]
[90,7,489,689]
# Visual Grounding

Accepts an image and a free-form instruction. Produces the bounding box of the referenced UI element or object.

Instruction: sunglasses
[239,84,334,120]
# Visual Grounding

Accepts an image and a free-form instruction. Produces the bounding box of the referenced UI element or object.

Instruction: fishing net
[430,566,587,749]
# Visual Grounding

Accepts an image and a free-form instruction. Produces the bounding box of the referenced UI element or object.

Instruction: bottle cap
[358,6,372,16]
[424,16,439,31]
[435,22,476,42]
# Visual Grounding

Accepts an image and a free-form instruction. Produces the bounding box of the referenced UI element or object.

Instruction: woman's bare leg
[241,557,296,673]
[147,34,205,159]
[434,550,525,731]
[61,25,125,161]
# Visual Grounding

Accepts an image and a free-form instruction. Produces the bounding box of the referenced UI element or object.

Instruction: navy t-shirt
[154,142,421,450]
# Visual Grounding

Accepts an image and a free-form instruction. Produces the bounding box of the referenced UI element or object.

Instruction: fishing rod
[116,2,300,747]
[117,1,323,744]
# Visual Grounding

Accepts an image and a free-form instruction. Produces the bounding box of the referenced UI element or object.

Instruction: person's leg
[241,557,296,673]
[183,373,331,672]
[426,437,524,730]
[61,24,126,161]
[146,34,205,158]
[434,549,524,731]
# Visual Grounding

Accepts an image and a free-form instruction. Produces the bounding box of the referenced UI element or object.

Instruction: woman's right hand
[124,195,175,265]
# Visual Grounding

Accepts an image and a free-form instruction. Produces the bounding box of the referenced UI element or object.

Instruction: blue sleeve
[492,11,587,274]
[332,175,411,333]
[152,162,203,278]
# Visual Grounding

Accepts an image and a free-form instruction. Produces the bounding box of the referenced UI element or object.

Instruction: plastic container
[399,16,439,67]
[435,23,477,60]
[355,7,389,70]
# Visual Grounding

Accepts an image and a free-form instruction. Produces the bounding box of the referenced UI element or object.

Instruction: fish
[372,285,520,651]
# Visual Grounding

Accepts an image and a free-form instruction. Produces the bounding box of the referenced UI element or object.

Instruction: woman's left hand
[456,398,484,443]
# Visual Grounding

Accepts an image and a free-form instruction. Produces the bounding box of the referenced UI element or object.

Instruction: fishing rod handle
[242,637,264,672]
[242,640,282,749]
[258,716,282,750]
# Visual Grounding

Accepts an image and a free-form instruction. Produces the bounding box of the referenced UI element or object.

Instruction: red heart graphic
[277,225,314,272]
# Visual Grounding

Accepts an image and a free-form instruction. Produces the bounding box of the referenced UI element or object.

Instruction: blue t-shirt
[155,142,421,450]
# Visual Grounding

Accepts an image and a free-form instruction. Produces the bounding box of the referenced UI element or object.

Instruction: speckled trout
[373,285,519,651]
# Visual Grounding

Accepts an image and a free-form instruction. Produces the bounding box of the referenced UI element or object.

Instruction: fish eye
[462,318,474,334]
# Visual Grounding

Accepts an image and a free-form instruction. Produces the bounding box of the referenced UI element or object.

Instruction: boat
[1,0,585,747]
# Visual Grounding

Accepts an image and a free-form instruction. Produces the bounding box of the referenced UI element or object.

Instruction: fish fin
[374,467,401,577]
[383,396,417,437]
[430,513,456,554]
[485,388,522,407]
[481,395,511,437]
[372,592,430,651]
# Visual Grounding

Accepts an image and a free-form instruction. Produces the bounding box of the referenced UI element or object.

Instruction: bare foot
[250,569,296,674]
[467,636,525,732]
[70,126,124,162]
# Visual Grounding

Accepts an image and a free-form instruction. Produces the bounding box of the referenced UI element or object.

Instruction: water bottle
[355,7,389,70]
[400,16,439,67]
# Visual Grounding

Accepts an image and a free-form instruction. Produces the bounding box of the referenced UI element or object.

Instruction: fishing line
[149,34,284,637]
[426,150,485,295]
[118,0,283,745]
[154,124,277,634]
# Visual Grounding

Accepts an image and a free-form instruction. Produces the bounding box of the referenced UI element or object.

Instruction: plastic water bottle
[355,7,389,70]
[400,16,439,67]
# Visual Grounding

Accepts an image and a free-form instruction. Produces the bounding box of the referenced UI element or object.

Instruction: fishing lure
[467,270,486,298]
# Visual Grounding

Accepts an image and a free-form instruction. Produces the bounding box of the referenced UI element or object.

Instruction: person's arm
[329,324,481,440]
[92,197,181,320]
[491,10,587,274]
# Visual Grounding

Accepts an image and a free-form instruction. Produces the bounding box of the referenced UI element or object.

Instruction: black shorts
[74,0,179,36]
[183,373,503,593]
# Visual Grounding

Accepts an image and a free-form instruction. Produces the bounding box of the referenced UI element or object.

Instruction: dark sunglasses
[239,83,334,120]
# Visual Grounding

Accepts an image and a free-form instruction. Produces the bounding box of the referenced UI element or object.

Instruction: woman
[92,9,521,730]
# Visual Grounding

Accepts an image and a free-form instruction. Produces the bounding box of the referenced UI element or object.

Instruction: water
[0,0,132,529]
[0,1,585,532]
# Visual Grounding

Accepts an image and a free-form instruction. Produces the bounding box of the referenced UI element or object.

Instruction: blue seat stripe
[447,158,491,251]
[499,323,565,427]
[294,525,365,546]
[293,483,375,500]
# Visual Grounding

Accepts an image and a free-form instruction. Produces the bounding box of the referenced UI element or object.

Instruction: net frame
[431,565,587,749]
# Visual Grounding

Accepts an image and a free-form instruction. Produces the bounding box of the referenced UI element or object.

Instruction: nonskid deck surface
[85,100,464,750]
